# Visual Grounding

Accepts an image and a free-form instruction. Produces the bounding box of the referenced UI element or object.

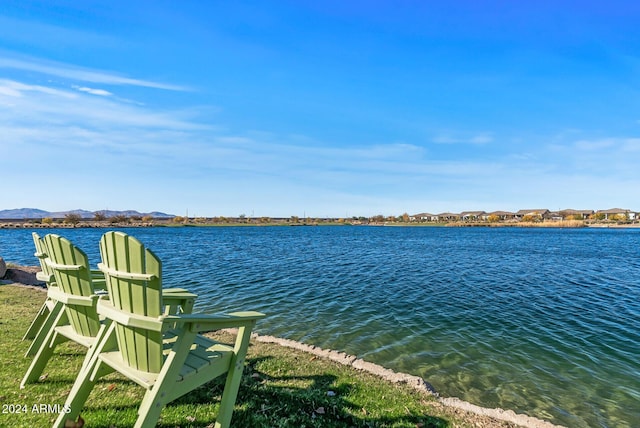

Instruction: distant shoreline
[2,219,640,229]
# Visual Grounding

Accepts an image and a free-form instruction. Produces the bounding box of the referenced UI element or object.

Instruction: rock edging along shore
[246,332,564,428]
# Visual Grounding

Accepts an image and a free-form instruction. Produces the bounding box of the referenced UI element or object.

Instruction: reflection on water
[2,226,639,427]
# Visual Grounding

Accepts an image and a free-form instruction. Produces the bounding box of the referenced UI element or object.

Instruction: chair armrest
[164,287,191,293]
[163,291,197,315]
[96,298,165,332]
[173,311,266,333]
[96,299,264,333]
[36,272,54,283]
[163,291,197,300]
[47,287,101,307]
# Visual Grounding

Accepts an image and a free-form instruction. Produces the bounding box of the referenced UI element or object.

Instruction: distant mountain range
[0,208,175,219]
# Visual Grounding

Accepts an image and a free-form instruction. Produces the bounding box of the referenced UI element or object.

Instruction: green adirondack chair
[54,231,265,428]
[23,233,107,354]
[20,233,103,388]
[21,234,197,389]
[22,233,60,345]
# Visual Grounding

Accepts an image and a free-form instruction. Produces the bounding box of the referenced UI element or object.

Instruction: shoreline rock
[1,265,44,286]
[248,332,563,428]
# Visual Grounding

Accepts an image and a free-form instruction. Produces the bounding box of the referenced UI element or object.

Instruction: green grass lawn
[0,284,513,428]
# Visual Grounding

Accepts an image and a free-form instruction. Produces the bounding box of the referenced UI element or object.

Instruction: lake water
[1,226,638,427]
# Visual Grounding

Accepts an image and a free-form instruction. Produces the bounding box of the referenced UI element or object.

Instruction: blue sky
[1,1,639,217]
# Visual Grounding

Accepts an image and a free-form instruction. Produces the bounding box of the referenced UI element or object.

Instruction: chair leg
[215,325,254,428]
[24,301,64,357]
[52,322,116,428]
[133,331,197,428]
[22,301,50,340]
[133,387,169,428]
[20,308,68,388]
[51,361,102,428]
[214,365,243,428]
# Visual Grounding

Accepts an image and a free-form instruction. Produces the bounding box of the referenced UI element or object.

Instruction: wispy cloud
[0,79,77,98]
[1,75,496,190]
[544,136,640,181]
[574,139,616,150]
[3,73,634,193]
[1,79,205,133]
[571,137,640,153]
[432,132,493,145]
[0,56,187,91]
[73,85,113,96]
[621,138,640,151]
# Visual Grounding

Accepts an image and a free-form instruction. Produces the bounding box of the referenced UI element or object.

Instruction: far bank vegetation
[1,209,637,229]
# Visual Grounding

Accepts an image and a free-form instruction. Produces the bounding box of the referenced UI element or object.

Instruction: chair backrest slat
[99,231,164,373]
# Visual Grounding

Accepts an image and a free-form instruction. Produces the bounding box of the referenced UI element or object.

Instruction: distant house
[460,211,486,221]
[560,209,594,220]
[409,207,637,223]
[596,208,636,221]
[412,212,437,222]
[515,209,550,220]
[547,211,564,221]
[436,212,461,222]
[484,211,516,221]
